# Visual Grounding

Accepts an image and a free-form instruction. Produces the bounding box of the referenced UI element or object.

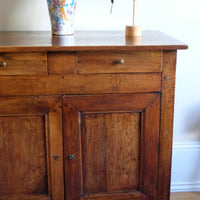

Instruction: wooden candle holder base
[126,25,142,37]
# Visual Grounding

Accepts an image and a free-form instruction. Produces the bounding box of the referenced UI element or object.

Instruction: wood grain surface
[48,52,77,75]
[78,51,162,74]
[0,31,188,52]
[63,101,83,200]
[140,95,160,200]
[0,96,60,115]
[0,52,47,75]
[63,93,160,200]
[64,93,159,112]
[0,195,51,200]
[0,96,64,200]
[0,116,48,196]
[82,113,140,193]
[0,31,187,200]
[81,192,148,200]
[158,51,177,200]
[0,73,161,96]
[45,99,64,200]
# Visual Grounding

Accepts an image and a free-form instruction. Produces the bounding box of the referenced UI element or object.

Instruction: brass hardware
[53,154,60,161]
[0,61,7,67]
[67,154,75,160]
[117,59,125,64]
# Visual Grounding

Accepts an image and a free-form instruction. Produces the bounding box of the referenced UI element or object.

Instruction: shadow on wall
[0,0,50,31]
[0,1,26,31]
[185,105,200,181]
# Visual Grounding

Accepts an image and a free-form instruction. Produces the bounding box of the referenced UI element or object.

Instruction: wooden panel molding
[80,192,149,200]
[63,93,160,200]
[0,195,51,200]
[0,96,64,200]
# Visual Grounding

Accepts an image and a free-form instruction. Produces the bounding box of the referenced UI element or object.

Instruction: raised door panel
[82,113,140,193]
[0,96,64,200]
[0,116,48,196]
[63,94,160,200]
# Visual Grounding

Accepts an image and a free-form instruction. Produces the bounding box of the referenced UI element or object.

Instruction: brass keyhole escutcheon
[53,154,60,161]
[67,154,75,160]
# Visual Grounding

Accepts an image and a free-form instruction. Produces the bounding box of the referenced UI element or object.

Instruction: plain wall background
[0,0,200,192]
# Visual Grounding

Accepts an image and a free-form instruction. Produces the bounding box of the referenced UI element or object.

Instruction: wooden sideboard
[0,31,187,200]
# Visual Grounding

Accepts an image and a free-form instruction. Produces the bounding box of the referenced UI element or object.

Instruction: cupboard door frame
[0,96,64,200]
[63,93,160,200]
[158,50,177,200]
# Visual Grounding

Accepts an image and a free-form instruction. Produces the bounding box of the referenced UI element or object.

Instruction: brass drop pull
[0,61,7,67]
[53,154,60,161]
[117,59,125,64]
[67,154,75,160]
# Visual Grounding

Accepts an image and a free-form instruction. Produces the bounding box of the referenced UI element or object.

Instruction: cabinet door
[0,96,64,200]
[63,94,160,200]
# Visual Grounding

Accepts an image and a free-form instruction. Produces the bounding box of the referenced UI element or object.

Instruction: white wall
[0,0,200,192]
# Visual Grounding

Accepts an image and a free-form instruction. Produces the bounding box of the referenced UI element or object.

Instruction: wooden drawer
[48,52,76,75]
[77,50,162,74]
[0,52,47,75]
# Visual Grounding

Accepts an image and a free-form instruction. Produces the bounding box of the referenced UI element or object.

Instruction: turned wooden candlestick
[126,0,142,37]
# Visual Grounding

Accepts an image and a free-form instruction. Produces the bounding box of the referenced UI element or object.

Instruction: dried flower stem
[110,0,114,14]
[133,0,136,26]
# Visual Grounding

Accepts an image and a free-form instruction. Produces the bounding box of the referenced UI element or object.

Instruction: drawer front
[78,51,162,74]
[0,52,47,75]
[48,52,76,75]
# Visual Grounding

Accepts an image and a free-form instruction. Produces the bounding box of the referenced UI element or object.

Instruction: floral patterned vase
[47,0,77,35]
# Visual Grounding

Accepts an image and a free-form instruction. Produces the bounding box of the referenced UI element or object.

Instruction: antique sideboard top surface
[0,30,188,52]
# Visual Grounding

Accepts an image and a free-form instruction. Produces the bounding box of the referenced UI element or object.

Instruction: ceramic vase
[47,0,77,35]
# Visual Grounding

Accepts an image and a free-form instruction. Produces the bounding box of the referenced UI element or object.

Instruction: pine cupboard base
[0,31,188,200]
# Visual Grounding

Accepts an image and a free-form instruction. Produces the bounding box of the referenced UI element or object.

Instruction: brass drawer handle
[117,59,125,64]
[0,61,7,67]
